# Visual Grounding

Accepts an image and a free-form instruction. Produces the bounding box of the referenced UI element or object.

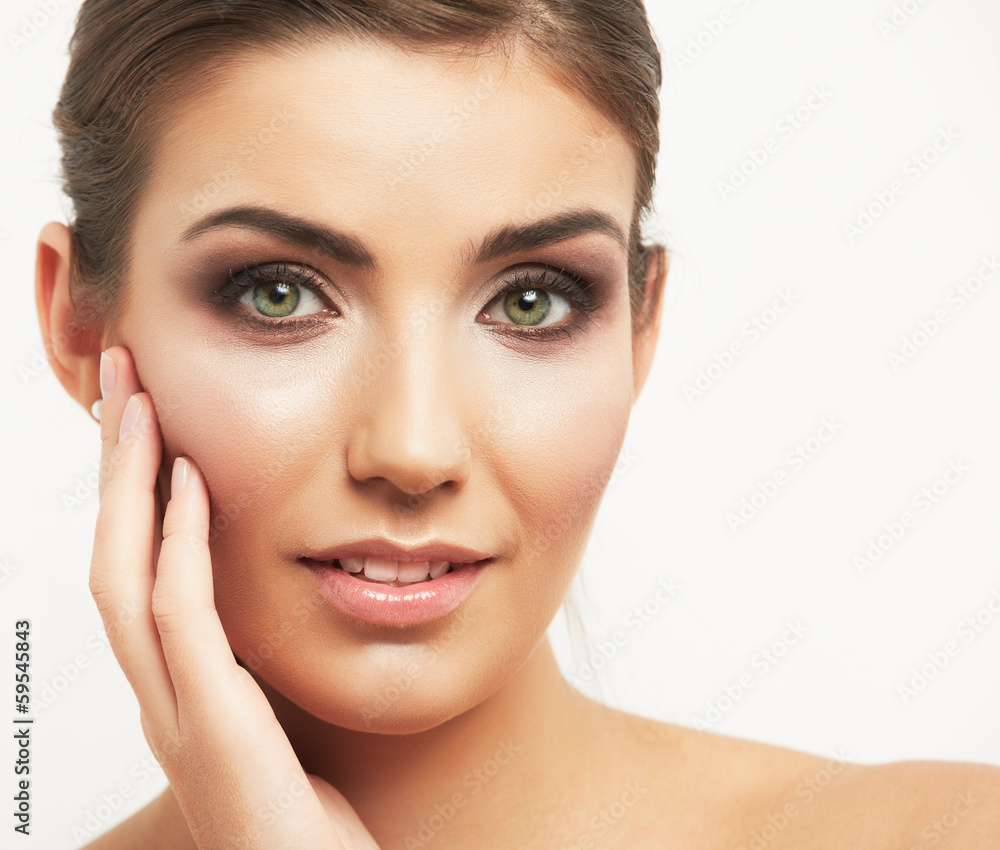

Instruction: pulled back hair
[54,0,663,343]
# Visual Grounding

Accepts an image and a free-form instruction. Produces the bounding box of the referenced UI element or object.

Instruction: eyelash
[211,262,329,337]
[209,261,601,341]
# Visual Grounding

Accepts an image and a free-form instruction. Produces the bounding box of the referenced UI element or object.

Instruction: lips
[300,538,492,565]
[311,557,462,587]
[303,557,490,625]
[298,538,495,624]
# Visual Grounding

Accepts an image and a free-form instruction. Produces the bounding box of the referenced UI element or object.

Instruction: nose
[346,324,472,499]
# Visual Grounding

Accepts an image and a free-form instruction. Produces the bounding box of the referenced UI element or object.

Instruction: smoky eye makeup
[196,255,615,345]
[194,258,334,341]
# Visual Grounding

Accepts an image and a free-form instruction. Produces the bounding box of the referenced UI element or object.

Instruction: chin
[240,631,520,736]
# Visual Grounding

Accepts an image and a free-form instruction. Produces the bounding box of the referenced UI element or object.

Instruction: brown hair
[54,0,664,343]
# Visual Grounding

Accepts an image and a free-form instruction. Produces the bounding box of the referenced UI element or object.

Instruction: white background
[1,0,998,846]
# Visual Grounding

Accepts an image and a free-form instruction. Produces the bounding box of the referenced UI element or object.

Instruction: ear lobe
[35,221,104,419]
[631,244,667,405]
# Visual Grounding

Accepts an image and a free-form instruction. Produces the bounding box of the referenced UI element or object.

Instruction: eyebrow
[179,205,627,269]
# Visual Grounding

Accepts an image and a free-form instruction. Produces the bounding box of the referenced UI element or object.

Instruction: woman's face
[122,37,641,732]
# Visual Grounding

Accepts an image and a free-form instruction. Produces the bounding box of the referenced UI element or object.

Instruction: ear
[35,222,105,422]
[631,244,667,405]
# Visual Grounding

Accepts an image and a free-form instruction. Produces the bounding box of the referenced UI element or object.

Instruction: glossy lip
[302,557,491,626]
[300,537,492,564]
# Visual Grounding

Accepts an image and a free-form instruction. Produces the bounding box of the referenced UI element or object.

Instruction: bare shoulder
[816,758,1000,848]
[590,707,852,847]
[80,784,196,850]
[602,709,1000,849]
[665,722,857,848]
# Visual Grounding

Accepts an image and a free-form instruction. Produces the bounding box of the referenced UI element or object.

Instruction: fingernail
[120,395,142,440]
[171,457,189,498]
[91,399,102,422]
[100,351,116,400]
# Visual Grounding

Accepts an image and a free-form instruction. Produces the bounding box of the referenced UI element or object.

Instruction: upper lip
[301,538,493,564]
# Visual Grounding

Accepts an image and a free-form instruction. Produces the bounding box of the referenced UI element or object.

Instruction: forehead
[137,37,637,261]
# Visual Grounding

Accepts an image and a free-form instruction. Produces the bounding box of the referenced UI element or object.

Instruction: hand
[89,345,380,849]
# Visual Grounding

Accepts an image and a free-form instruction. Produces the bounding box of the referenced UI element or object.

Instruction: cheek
[134,341,346,675]
[486,351,633,616]
[128,326,342,570]
[136,346,300,506]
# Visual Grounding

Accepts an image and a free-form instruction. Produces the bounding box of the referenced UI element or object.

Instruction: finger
[154,459,346,846]
[98,346,168,567]
[153,456,270,729]
[90,356,178,735]
[309,775,381,849]
[96,346,139,503]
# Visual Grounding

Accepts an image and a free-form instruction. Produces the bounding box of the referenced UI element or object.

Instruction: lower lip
[302,558,490,626]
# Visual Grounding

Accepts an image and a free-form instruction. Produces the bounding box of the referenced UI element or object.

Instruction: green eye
[252,281,300,318]
[503,289,551,326]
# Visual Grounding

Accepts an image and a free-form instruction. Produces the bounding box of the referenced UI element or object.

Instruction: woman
[33,0,999,847]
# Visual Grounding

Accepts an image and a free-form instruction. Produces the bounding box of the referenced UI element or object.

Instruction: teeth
[362,557,398,582]
[340,557,365,573]
[332,557,456,585]
[397,560,432,582]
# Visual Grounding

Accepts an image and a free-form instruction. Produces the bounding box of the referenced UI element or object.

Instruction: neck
[255,636,601,847]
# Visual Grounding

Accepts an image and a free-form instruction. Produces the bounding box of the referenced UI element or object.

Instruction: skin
[34,36,1000,849]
